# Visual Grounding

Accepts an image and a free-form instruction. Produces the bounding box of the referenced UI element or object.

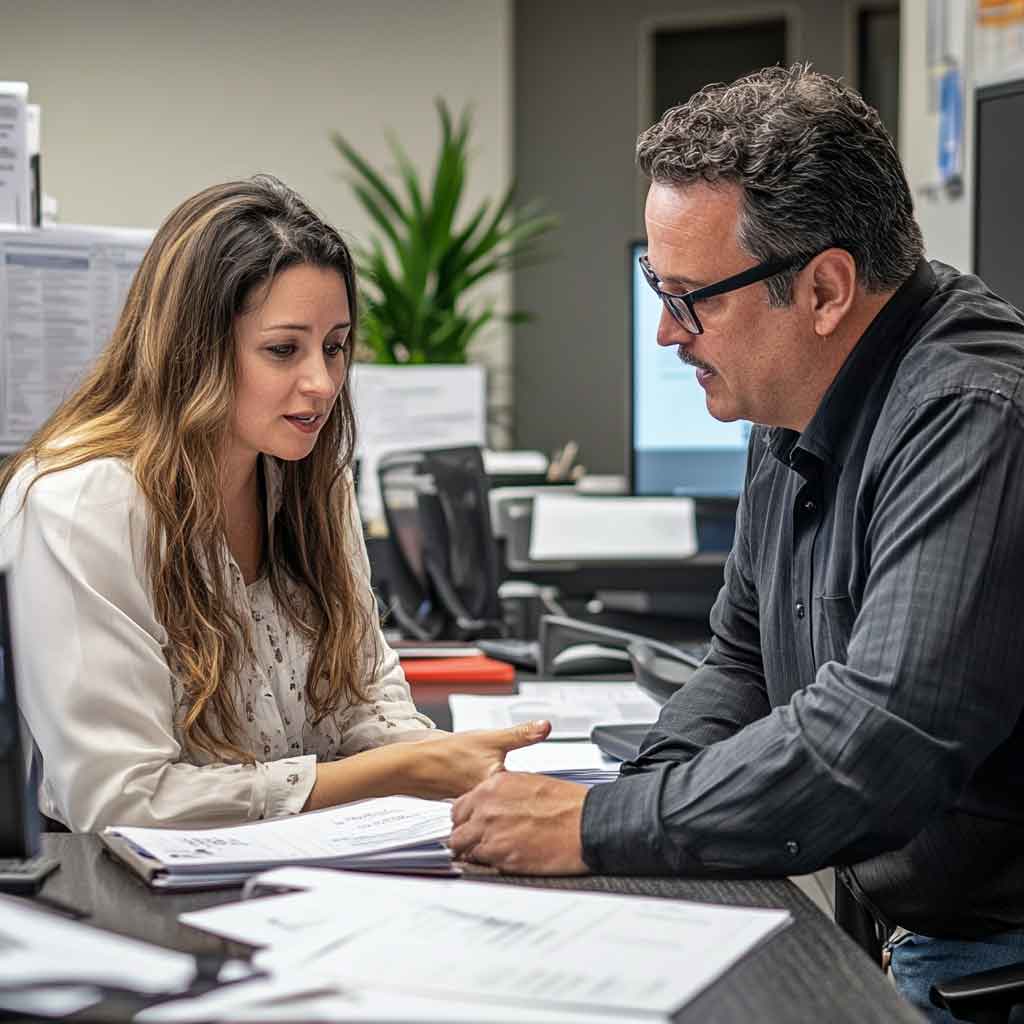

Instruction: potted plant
[332,100,556,522]
[332,99,556,366]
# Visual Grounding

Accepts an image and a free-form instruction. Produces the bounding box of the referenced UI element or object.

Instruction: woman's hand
[406,720,551,800]
[304,721,551,811]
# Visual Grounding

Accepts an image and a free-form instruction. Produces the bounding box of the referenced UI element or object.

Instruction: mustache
[676,346,714,373]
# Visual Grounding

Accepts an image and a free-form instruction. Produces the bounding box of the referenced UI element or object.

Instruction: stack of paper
[450,681,659,739]
[504,740,621,785]
[162,866,792,1023]
[0,894,223,1018]
[450,682,658,784]
[101,796,455,891]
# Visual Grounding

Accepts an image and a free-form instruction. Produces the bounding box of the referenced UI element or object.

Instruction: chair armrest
[931,961,1024,1024]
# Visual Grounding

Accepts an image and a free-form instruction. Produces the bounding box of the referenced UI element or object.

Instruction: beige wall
[0,0,514,434]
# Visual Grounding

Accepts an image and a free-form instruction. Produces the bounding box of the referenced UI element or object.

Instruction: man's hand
[450,772,590,875]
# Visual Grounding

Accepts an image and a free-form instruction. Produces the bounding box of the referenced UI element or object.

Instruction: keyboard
[0,854,61,893]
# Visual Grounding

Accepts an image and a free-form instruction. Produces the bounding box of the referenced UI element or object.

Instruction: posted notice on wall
[0,226,152,451]
[350,363,486,523]
[0,82,30,228]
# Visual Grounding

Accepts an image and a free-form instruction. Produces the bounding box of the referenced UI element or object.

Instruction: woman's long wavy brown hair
[0,175,379,761]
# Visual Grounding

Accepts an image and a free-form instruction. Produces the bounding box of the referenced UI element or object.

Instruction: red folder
[400,655,516,684]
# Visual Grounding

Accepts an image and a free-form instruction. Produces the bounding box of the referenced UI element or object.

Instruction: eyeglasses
[639,251,810,335]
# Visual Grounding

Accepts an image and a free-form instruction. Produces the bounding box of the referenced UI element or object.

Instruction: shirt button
[785,840,800,856]
[795,602,805,619]
[803,499,816,513]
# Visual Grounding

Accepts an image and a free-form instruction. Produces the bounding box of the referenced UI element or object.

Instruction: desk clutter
[449,681,659,784]
[1,802,796,1023]
[162,867,791,1023]
[100,797,456,891]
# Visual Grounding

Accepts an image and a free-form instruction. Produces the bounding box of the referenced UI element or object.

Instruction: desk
[36,834,923,1023]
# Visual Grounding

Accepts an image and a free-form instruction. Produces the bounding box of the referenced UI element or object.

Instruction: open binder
[100,796,456,891]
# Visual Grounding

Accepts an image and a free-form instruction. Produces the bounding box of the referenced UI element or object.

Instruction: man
[450,64,1024,1020]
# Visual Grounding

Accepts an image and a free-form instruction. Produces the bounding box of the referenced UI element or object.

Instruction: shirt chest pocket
[814,594,856,667]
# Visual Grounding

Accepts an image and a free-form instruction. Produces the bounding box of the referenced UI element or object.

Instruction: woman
[0,175,547,831]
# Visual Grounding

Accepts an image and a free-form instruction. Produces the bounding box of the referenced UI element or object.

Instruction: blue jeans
[890,928,1024,1022]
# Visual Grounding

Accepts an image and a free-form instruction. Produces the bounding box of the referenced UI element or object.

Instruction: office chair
[419,446,504,636]
[930,964,1024,1023]
[378,446,505,640]
[376,453,449,641]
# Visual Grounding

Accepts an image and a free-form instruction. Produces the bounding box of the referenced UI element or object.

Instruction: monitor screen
[974,80,1024,312]
[629,241,750,496]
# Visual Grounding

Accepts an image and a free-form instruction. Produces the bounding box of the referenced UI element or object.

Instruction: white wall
[0,0,514,436]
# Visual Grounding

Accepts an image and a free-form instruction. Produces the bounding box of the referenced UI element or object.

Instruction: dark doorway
[653,20,788,120]
[857,5,901,143]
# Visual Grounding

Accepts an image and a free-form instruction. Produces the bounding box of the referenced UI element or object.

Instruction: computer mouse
[549,642,633,676]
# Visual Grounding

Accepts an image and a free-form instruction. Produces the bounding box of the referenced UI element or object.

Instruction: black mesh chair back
[378,446,504,640]
[422,446,502,628]
[377,452,448,641]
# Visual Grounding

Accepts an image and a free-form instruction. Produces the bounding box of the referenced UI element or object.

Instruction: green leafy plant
[332,100,557,364]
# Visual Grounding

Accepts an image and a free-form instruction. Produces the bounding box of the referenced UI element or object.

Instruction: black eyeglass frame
[639,250,815,334]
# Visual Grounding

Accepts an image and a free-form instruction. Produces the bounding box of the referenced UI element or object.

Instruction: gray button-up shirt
[582,260,1024,936]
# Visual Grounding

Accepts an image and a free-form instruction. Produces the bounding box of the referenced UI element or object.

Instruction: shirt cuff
[257,754,317,820]
[581,762,699,875]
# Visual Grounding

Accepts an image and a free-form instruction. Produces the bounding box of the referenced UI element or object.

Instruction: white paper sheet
[449,683,659,740]
[106,796,452,876]
[182,868,791,1019]
[0,83,30,227]
[137,967,655,1024]
[0,225,153,450]
[0,894,198,1016]
[528,494,697,562]
[503,740,619,775]
[350,363,486,523]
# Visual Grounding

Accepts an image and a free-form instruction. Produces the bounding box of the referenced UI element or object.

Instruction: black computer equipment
[628,239,751,499]
[974,78,1024,312]
[378,446,505,641]
[377,451,448,641]
[0,572,59,890]
[586,635,709,762]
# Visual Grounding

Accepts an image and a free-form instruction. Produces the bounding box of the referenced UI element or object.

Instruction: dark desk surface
[37,834,923,1023]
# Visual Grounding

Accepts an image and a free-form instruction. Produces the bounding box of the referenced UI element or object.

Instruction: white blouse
[0,455,433,832]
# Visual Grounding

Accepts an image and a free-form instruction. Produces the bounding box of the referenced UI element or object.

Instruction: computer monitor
[629,240,750,496]
[974,79,1024,311]
[0,572,40,857]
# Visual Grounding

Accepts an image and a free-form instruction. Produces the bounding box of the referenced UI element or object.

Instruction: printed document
[0,225,153,450]
[181,867,792,1019]
[105,796,452,877]
[503,739,619,783]
[349,363,486,522]
[450,682,659,740]
[0,893,200,1017]
[0,83,29,227]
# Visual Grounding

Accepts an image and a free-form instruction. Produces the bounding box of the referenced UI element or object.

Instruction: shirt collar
[767,259,937,473]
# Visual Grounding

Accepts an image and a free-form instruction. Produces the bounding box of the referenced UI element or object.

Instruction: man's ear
[803,248,857,337]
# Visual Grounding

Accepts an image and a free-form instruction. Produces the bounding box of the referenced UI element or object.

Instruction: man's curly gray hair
[637,63,924,305]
